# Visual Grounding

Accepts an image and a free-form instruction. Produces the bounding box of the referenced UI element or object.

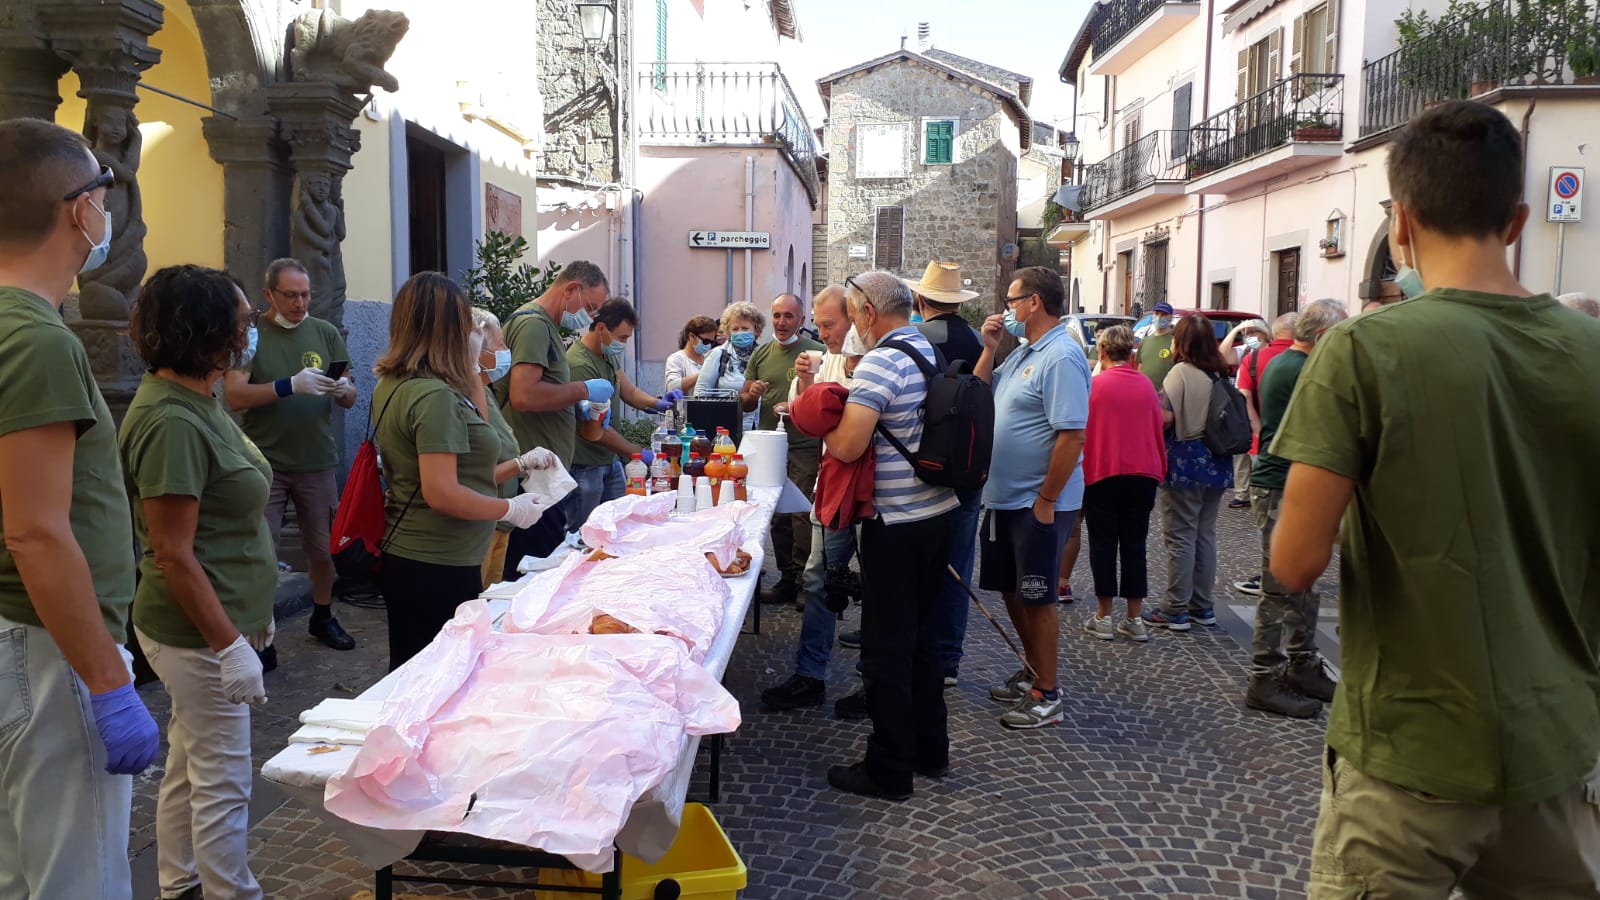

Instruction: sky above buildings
[775,0,1097,131]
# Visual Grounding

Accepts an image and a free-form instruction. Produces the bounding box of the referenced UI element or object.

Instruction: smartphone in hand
[323,360,349,380]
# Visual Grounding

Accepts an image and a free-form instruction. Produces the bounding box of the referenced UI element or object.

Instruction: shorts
[265,468,339,563]
[978,506,1078,606]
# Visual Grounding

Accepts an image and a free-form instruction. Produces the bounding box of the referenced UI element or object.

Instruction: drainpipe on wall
[1514,100,1536,280]
[631,188,643,381]
[745,156,755,304]
[1193,0,1216,310]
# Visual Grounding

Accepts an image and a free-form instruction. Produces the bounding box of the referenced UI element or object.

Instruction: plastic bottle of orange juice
[703,454,728,504]
[728,454,749,502]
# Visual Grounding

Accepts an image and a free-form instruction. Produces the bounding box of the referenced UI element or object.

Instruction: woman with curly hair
[665,314,719,394]
[695,301,767,433]
[119,264,274,900]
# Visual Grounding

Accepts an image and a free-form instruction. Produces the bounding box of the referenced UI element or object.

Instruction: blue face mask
[1002,307,1028,338]
[694,340,712,355]
[605,339,626,359]
[777,332,799,347]
[730,331,755,349]
[237,325,258,369]
[910,312,925,324]
[485,348,512,382]
[1393,263,1424,299]
[78,199,112,274]
[562,307,593,332]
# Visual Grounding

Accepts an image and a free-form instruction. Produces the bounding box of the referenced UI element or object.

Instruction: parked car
[1060,314,1134,356]
[1133,308,1262,346]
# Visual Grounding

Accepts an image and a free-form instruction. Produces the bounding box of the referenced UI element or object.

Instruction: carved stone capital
[202,115,285,169]
[265,81,363,172]
[0,22,72,121]
[40,0,163,105]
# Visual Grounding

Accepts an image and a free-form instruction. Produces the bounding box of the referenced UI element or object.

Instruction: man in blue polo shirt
[973,266,1091,729]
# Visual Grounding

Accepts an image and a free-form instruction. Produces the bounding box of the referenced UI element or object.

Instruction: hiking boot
[760,572,799,606]
[838,629,862,649]
[988,668,1033,704]
[1116,617,1150,643]
[1000,689,1065,730]
[760,674,824,711]
[1142,609,1191,632]
[254,644,277,673]
[827,762,911,801]
[1082,614,1116,640]
[1245,673,1322,719]
[834,689,868,720]
[1233,576,1262,596]
[1286,655,1339,703]
[309,614,356,651]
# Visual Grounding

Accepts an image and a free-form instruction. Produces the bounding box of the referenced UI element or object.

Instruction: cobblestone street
[129,503,1341,899]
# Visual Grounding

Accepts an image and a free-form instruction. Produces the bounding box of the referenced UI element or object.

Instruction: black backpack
[873,339,994,490]
[1202,371,1253,457]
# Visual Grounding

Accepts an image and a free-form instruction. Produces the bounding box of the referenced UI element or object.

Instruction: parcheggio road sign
[1548,167,1583,223]
[688,230,771,249]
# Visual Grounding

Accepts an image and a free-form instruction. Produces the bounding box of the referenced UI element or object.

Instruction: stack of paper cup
[676,474,696,513]
[718,479,736,507]
[694,477,715,510]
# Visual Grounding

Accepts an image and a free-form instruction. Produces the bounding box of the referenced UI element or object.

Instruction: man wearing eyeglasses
[0,117,159,898]
[223,257,358,656]
[973,266,1090,730]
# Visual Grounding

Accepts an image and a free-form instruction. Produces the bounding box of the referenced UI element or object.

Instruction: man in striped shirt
[820,271,959,801]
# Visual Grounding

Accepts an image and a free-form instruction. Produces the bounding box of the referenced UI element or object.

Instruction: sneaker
[988,668,1033,704]
[1245,672,1322,719]
[1286,655,1339,703]
[1190,609,1218,627]
[760,674,825,711]
[942,671,959,688]
[1228,497,1250,509]
[1234,576,1262,596]
[1116,617,1150,642]
[1142,609,1191,632]
[838,629,862,649]
[834,689,868,720]
[255,644,278,673]
[309,614,356,651]
[826,762,911,801]
[1082,614,1116,640]
[1000,689,1065,729]
[1057,583,1074,603]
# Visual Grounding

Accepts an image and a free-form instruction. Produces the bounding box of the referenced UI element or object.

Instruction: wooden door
[1277,248,1301,314]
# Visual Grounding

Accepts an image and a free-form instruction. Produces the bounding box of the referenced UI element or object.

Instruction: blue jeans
[0,616,134,900]
[568,460,624,529]
[936,489,982,676]
[794,517,858,681]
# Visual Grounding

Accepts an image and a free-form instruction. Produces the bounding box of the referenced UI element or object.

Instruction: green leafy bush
[463,231,562,324]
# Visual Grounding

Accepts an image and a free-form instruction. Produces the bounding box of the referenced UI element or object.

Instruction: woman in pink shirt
[1079,326,1166,641]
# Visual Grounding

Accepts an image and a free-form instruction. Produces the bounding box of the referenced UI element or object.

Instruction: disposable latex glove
[333,377,356,401]
[501,492,548,530]
[654,389,684,411]
[247,617,276,652]
[218,634,268,706]
[517,447,556,474]
[292,366,337,396]
[89,682,160,775]
[583,379,615,404]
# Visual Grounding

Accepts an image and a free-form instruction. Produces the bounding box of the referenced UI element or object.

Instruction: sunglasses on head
[63,166,115,201]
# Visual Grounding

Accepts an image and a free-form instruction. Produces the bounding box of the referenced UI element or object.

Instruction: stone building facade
[818,49,1030,306]
[537,0,632,184]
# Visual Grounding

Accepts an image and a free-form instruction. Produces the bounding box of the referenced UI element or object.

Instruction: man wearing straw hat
[903,261,986,689]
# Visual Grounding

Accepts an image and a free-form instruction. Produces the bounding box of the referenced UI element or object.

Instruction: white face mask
[275,312,305,330]
[77,199,112,274]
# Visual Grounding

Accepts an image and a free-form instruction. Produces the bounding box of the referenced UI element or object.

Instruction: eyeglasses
[270,288,313,302]
[844,274,874,307]
[1004,292,1037,308]
[62,166,115,201]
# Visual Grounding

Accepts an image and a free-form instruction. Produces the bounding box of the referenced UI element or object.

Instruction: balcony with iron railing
[1186,73,1347,194]
[1362,0,1600,137]
[1078,130,1191,216]
[1088,0,1204,76]
[635,62,820,206]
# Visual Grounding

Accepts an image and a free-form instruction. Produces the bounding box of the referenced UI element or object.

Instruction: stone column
[41,0,163,418]
[203,115,293,297]
[0,10,71,122]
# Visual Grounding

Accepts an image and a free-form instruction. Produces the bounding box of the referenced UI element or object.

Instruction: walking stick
[946,564,1037,683]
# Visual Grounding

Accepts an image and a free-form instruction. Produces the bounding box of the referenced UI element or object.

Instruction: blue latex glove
[90,682,160,775]
[584,379,614,404]
[640,448,655,465]
[654,389,685,412]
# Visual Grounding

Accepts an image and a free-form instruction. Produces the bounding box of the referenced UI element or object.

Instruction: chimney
[917,22,931,52]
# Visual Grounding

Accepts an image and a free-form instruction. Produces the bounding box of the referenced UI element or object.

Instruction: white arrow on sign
[688,230,771,249]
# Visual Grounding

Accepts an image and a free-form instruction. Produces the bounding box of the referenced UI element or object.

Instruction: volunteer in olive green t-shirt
[470,307,558,589]
[222,257,358,655]
[1269,102,1600,896]
[565,298,685,528]
[0,119,160,898]
[742,293,823,606]
[375,273,550,670]
[1135,302,1176,390]
[121,266,277,900]
[492,260,616,575]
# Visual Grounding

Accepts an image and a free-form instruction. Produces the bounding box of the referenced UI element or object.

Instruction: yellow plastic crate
[527,803,746,899]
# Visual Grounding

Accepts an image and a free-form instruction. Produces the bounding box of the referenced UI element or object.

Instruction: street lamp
[577,2,615,46]
[1062,132,1080,162]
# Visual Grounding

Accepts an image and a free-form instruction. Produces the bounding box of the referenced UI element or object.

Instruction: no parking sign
[1548,167,1583,223]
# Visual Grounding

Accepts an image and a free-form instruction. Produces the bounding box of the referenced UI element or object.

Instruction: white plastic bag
[581,493,745,571]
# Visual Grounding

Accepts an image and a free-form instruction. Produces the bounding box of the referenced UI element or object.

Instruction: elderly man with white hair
[1244,298,1348,718]
[819,271,960,801]
[1560,292,1600,318]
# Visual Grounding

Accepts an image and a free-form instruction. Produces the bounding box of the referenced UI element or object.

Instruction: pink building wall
[635,145,816,365]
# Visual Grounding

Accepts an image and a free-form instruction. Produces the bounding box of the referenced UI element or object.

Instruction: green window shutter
[924,120,953,164]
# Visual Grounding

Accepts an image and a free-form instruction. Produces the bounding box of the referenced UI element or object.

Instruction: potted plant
[1293,116,1342,142]
[463,230,563,327]
[1570,24,1600,83]
[1318,236,1343,258]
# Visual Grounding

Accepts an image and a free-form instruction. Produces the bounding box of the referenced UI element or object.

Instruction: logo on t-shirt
[1158,348,1171,359]
[302,350,324,370]
[1021,365,1036,380]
